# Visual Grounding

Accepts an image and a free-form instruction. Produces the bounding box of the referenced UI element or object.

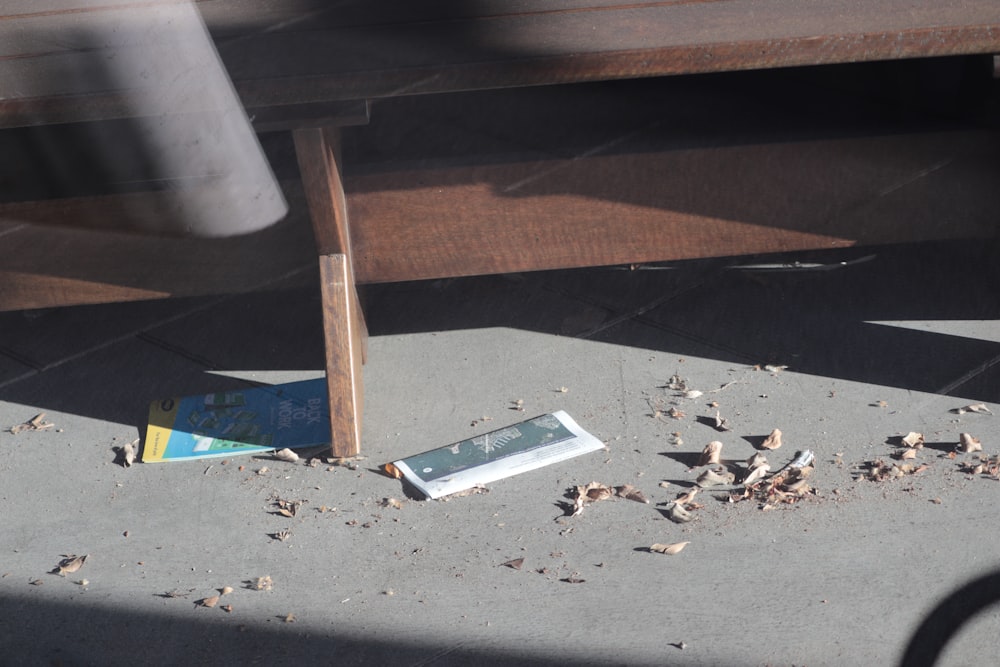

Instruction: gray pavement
[3,236,1000,666]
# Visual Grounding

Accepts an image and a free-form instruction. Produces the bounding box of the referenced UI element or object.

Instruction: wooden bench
[3,1,1000,456]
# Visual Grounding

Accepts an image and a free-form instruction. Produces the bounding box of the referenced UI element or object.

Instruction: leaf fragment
[501,558,525,570]
[742,464,771,487]
[253,576,273,591]
[220,586,234,596]
[650,541,690,555]
[698,441,722,466]
[54,554,87,577]
[674,487,699,505]
[959,433,983,453]
[122,439,137,467]
[681,390,703,399]
[951,403,993,415]
[198,595,220,608]
[901,432,925,448]
[695,468,735,488]
[760,428,783,450]
[9,413,54,434]
[615,484,650,504]
[378,497,404,510]
[274,448,299,463]
[714,411,732,432]
[746,452,768,470]
[221,604,233,613]
[896,448,918,461]
[666,502,693,523]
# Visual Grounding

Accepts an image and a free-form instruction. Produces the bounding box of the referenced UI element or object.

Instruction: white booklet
[385,411,605,499]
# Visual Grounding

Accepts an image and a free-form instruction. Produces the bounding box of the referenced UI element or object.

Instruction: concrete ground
[3,237,1000,667]
[3,63,1000,667]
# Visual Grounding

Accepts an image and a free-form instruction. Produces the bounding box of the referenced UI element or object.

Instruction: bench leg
[293,126,366,457]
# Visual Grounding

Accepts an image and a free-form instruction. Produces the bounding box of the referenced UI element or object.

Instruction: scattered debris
[561,576,586,584]
[760,428,783,450]
[695,468,735,488]
[572,482,613,516]
[664,374,687,391]
[713,411,732,432]
[666,503,693,523]
[121,439,137,467]
[667,407,686,420]
[746,452,768,470]
[680,390,703,399]
[470,416,494,427]
[958,433,983,453]
[614,484,650,504]
[252,576,273,591]
[198,595,220,608]
[52,554,87,577]
[9,413,54,434]
[697,441,722,466]
[510,399,525,412]
[378,497,404,510]
[669,432,684,446]
[674,487,699,505]
[274,448,299,463]
[222,604,233,613]
[895,448,918,461]
[284,613,295,623]
[273,498,302,518]
[649,541,690,555]
[951,403,992,415]
[270,529,292,542]
[742,463,771,487]
[873,400,889,409]
[502,558,525,570]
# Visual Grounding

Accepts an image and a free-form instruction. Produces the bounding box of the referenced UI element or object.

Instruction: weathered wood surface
[3,1,1000,127]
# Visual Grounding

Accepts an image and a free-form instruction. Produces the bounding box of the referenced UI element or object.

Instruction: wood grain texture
[3,1,1000,126]
[345,130,1000,284]
[293,127,352,257]
[318,253,365,458]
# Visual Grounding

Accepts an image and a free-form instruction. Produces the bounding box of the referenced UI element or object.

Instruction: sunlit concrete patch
[866,320,1000,345]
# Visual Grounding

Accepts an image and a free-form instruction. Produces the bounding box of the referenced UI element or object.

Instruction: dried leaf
[698,441,723,466]
[764,364,788,373]
[959,433,983,453]
[274,448,299,463]
[256,467,269,476]
[874,400,889,408]
[54,554,87,577]
[615,484,650,504]
[667,407,686,420]
[9,413,54,434]
[650,541,690,555]
[382,463,403,479]
[378,497,403,510]
[198,595,220,608]
[742,464,771,487]
[760,429,783,450]
[695,469,735,488]
[221,586,234,596]
[952,403,993,415]
[665,374,687,391]
[76,579,89,586]
[221,604,233,613]
[714,411,732,432]
[666,502,693,523]
[561,576,586,584]
[284,613,295,623]
[675,487,699,505]
[253,576,273,591]
[271,529,292,542]
[896,448,918,461]
[681,390,703,399]
[901,432,925,448]
[746,452,768,470]
[123,439,137,467]
[501,558,525,570]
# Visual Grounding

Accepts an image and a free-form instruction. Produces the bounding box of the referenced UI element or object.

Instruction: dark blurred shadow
[900,570,1000,667]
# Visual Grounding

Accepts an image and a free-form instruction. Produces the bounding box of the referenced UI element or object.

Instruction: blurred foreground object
[0,0,287,237]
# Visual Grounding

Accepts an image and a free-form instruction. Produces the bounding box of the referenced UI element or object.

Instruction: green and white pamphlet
[387,411,604,499]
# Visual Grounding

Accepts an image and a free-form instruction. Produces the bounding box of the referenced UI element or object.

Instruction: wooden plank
[4,1,1000,126]
[317,253,364,458]
[344,130,1000,283]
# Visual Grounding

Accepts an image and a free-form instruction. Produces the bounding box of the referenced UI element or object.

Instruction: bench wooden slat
[3,0,1000,128]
